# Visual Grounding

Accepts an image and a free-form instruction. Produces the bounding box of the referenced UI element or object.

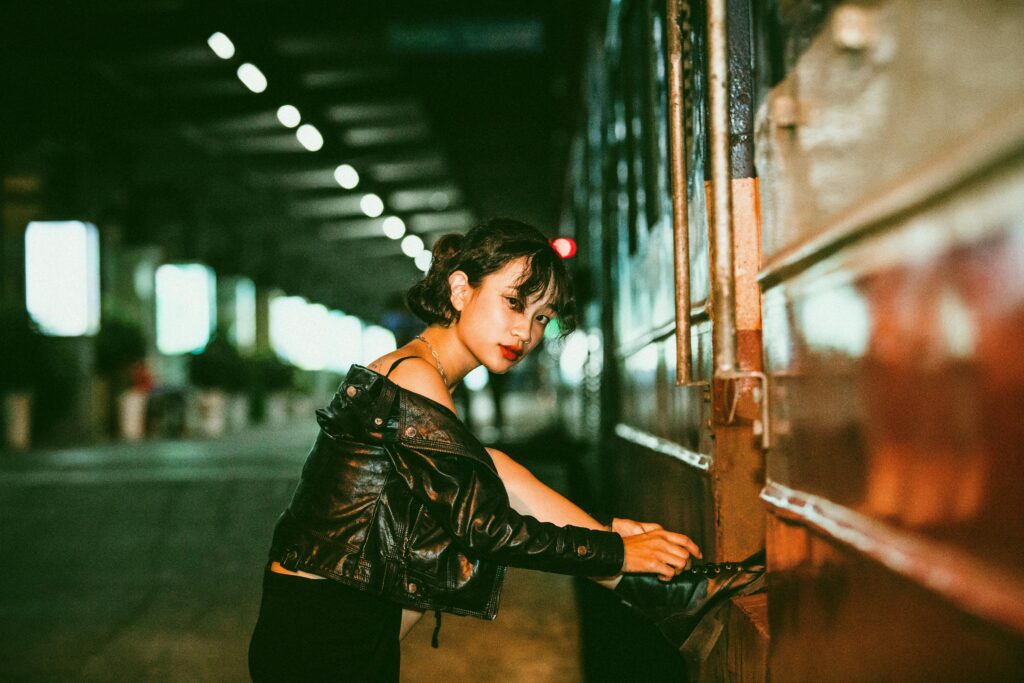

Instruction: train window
[621,0,644,253]
[620,0,666,247]
[617,35,640,256]
[602,88,627,259]
[648,5,671,228]
[640,1,666,229]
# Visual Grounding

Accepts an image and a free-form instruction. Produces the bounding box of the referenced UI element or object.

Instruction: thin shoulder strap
[385,355,421,378]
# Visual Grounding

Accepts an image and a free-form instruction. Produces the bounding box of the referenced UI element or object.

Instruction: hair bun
[405,218,578,336]
[431,233,464,262]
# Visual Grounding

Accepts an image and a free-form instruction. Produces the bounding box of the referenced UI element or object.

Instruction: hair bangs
[513,250,576,334]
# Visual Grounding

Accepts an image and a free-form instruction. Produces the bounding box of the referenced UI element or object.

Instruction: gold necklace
[415,334,449,388]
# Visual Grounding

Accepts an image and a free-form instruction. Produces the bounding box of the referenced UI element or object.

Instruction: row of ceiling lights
[205,31,433,272]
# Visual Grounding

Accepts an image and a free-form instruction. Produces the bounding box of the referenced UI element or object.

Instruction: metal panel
[757,0,1024,263]
[761,161,1024,629]
[767,516,1024,682]
[756,0,1024,677]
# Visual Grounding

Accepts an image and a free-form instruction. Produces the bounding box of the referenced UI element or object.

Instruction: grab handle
[667,0,693,385]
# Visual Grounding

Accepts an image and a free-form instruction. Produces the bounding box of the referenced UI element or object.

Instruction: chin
[483,358,511,374]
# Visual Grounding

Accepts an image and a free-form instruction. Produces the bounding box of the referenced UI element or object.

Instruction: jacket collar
[340,364,497,474]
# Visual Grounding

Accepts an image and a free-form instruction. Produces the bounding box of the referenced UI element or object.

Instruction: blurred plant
[247,353,295,422]
[0,305,44,392]
[251,353,294,393]
[95,317,147,384]
[0,304,78,443]
[188,336,251,392]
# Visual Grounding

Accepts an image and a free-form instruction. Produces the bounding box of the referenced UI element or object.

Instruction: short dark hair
[405,217,577,337]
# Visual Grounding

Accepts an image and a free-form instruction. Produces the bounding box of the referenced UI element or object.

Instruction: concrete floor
[0,421,583,682]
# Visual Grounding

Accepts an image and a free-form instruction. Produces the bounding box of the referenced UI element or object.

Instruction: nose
[512,321,531,347]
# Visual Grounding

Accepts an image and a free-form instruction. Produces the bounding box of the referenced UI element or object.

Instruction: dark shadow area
[495,427,688,682]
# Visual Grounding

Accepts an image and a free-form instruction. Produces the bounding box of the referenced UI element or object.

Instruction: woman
[248,218,762,681]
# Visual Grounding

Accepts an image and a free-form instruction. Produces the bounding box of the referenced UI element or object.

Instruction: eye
[505,296,524,311]
[535,314,551,325]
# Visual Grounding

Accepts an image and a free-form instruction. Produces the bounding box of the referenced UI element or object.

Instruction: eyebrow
[505,288,557,313]
[535,303,558,316]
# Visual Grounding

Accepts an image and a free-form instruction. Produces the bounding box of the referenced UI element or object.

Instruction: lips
[499,345,522,361]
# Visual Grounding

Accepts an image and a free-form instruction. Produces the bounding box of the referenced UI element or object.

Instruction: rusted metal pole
[707,0,738,375]
[667,0,692,385]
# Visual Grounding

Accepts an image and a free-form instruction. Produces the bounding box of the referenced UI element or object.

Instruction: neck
[417,325,480,389]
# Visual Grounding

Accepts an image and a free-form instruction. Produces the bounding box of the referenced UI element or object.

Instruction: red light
[551,237,577,258]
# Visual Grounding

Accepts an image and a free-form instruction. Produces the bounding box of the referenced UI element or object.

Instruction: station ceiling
[3,0,592,323]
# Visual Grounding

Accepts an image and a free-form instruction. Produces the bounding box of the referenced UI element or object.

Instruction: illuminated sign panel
[327,312,363,373]
[362,325,397,364]
[24,221,100,337]
[155,263,216,354]
[231,277,257,352]
[269,294,306,365]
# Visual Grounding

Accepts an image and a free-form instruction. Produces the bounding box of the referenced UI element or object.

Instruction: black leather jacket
[267,362,626,621]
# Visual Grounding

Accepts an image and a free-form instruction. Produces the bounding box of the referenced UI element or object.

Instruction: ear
[448,270,471,312]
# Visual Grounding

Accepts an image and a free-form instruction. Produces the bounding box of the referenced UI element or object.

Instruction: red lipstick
[499,345,522,361]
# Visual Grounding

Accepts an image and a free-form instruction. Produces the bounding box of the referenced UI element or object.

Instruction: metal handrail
[706,0,769,448]
[667,0,693,385]
[707,0,738,376]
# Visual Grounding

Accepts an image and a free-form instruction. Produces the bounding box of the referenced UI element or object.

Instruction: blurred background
[5,1,1024,681]
[1,0,592,449]
[1,2,603,681]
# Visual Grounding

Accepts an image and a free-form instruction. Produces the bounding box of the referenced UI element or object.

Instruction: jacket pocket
[402,565,458,601]
[404,506,458,591]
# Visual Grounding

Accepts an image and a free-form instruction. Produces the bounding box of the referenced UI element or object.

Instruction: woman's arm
[487,447,611,531]
[490,451,665,537]
[486,447,692,588]
[383,359,697,579]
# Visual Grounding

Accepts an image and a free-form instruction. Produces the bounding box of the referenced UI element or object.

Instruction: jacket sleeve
[387,440,625,577]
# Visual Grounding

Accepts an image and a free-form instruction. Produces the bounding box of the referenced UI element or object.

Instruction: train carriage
[557,1,1024,680]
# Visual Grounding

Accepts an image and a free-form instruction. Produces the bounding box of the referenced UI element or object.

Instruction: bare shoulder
[385,356,458,414]
[366,353,398,376]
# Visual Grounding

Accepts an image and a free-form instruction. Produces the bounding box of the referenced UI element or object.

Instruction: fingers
[657,549,691,580]
[621,529,703,577]
[656,530,702,559]
[613,518,655,537]
[642,529,701,560]
[622,540,688,577]
[659,544,693,576]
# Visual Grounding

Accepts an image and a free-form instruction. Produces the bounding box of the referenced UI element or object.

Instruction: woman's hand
[611,517,663,537]
[621,530,702,581]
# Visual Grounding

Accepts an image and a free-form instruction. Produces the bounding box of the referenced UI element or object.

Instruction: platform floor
[0,421,583,682]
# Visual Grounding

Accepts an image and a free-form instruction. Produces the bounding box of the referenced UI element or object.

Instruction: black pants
[248,570,402,682]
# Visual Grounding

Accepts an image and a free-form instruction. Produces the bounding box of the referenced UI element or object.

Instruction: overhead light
[370,157,447,183]
[382,216,405,240]
[325,100,422,124]
[401,234,424,258]
[289,195,363,217]
[360,193,384,218]
[409,210,475,233]
[334,164,359,189]
[296,124,324,151]
[414,250,432,272]
[343,122,429,147]
[237,63,267,93]
[207,32,235,59]
[389,186,461,212]
[428,191,450,211]
[276,105,301,128]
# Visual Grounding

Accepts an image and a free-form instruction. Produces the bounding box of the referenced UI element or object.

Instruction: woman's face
[450,257,558,373]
